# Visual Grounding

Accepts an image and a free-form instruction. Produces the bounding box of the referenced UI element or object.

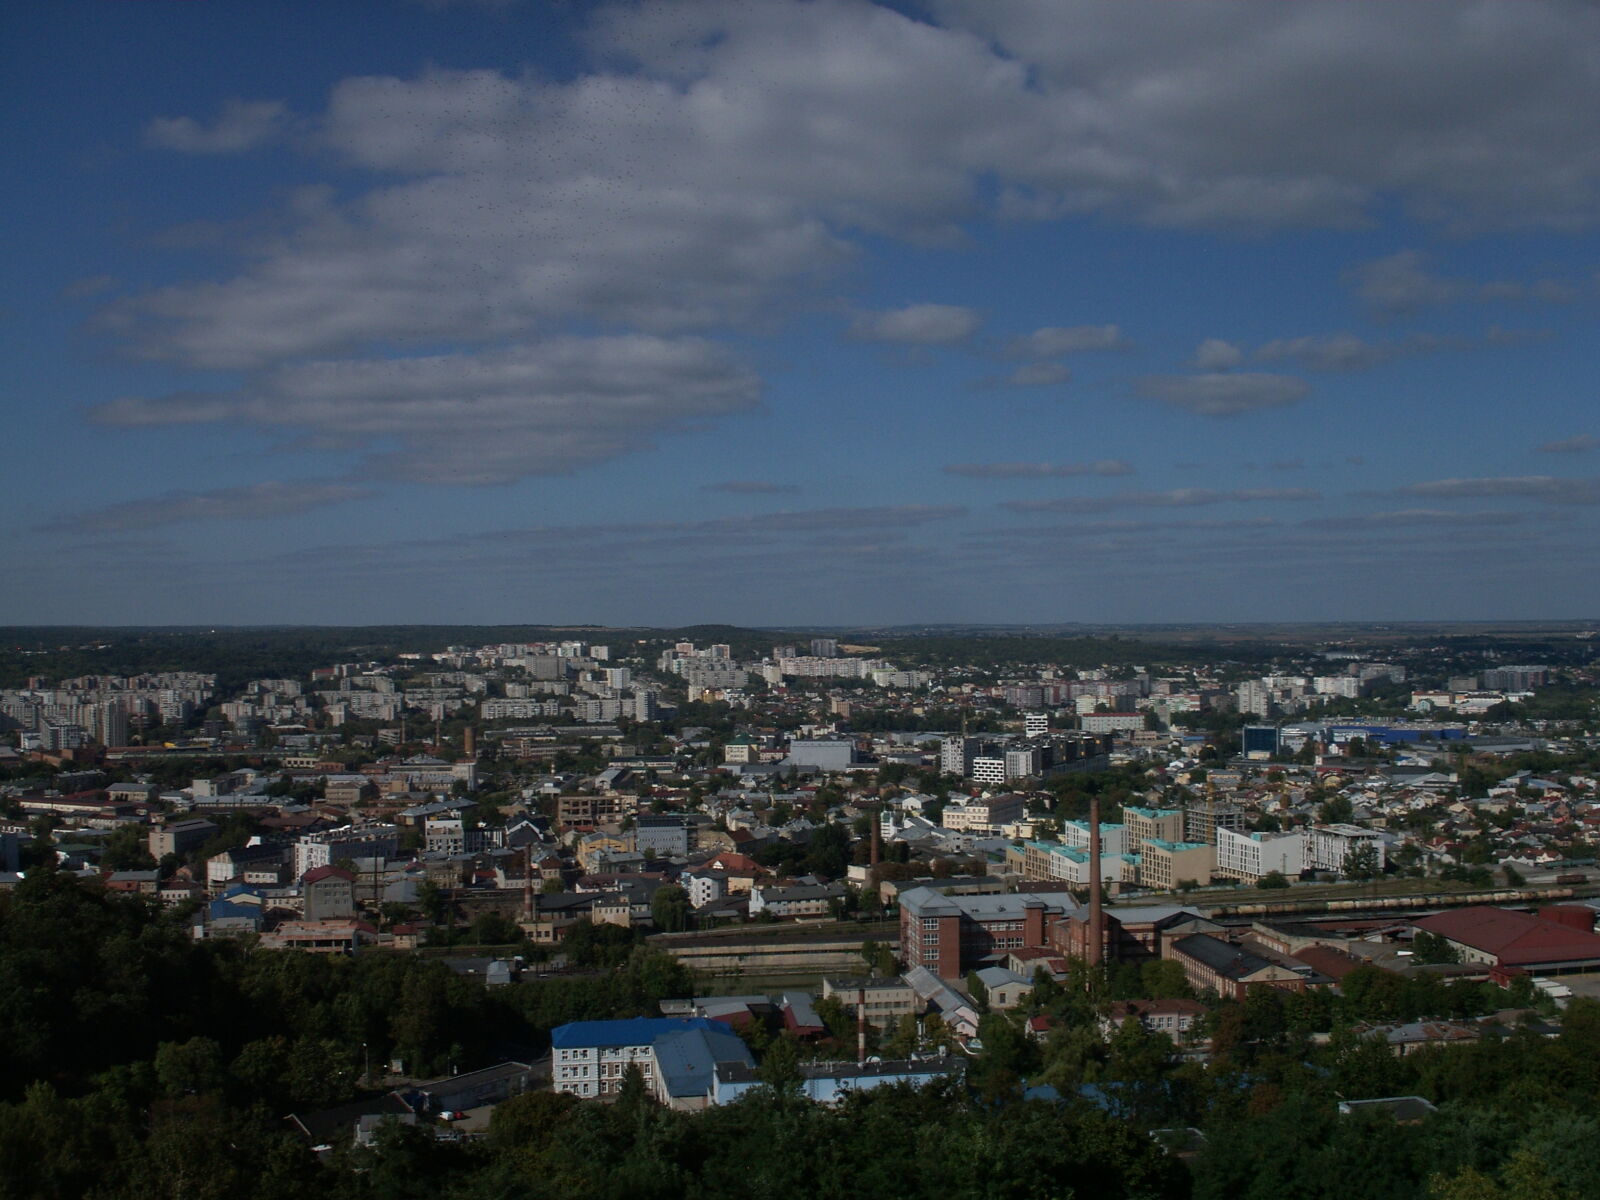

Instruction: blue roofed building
[648,1025,756,1110]
[551,1017,730,1101]
[712,1055,963,1106]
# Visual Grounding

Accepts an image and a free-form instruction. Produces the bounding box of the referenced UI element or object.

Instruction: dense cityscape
[2,623,1599,1197]
[10,0,1600,1196]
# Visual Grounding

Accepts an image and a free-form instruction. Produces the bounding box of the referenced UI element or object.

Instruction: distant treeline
[874,634,1267,671]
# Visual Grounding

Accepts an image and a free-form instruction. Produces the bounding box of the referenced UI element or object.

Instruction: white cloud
[98,1,1600,483]
[91,336,761,485]
[1393,475,1600,503]
[1191,338,1243,370]
[43,481,370,534]
[1301,509,1528,530]
[942,0,1600,230]
[1009,324,1130,358]
[119,1,1600,368]
[945,460,1132,479]
[850,303,983,345]
[1345,250,1583,311]
[1001,362,1072,387]
[145,100,290,154]
[702,480,801,494]
[1001,487,1320,514]
[1537,434,1600,454]
[1133,372,1309,416]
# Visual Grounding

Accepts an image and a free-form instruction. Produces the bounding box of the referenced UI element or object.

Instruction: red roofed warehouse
[1410,906,1600,976]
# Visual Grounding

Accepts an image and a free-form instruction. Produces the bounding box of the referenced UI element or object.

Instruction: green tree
[650,884,690,933]
[1412,930,1461,964]
[152,1038,226,1099]
[1344,841,1382,881]
[757,1033,803,1098]
[101,824,157,872]
[1317,793,1355,824]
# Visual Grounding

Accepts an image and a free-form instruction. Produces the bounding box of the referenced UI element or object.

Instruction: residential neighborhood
[4,623,1600,1199]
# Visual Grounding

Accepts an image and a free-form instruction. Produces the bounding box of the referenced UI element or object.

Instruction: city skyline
[4,0,1599,625]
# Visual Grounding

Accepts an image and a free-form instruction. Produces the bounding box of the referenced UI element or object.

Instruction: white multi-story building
[1304,824,1387,874]
[1003,746,1042,779]
[425,817,465,856]
[1079,712,1144,734]
[940,736,983,777]
[292,824,400,880]
[970,756,1008,785]
[1237,680,1273,717]
[1313,676,1362,698]
[1215,827,1305,882]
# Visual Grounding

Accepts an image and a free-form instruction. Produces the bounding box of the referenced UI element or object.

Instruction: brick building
[899,886,1076,980]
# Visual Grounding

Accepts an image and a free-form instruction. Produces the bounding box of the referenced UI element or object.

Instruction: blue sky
[4,0,1599,627]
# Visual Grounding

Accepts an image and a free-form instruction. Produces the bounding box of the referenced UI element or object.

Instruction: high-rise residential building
[939,735,984,777]
[1481,665,1548,691]
[1237,680,1273,717]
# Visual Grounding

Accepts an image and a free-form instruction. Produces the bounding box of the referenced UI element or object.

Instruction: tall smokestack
[1087,796,1104,969]
[463,725,475,760]
[870,810,880,868]
[857,985,868,1067]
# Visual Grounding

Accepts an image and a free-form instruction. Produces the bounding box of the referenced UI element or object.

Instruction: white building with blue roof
[648,1025,756,1110]
[551,1017,747,1102]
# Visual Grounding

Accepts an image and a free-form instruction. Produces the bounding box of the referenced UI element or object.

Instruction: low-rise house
[1101,999,1208,1043]
[712,1055,962,1106]
[1350,1021,1483,1057]
[750,881,847,918]
[402,1061,537,1114]
[104,869,160,896]
[821,977,920,1028]
[258,919,377,954]
[972,966,1034,1011]
[206,843,289,892]
[903,966,981,1039]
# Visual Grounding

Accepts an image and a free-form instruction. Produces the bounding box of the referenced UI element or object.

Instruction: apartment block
[1215,827,1304,882]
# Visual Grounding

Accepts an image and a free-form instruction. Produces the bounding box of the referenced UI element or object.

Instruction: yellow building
[1137,839,1214,890]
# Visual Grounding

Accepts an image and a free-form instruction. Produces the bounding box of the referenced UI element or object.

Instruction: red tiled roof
[1413,906,1600,967]
[1289,945,1366,981]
